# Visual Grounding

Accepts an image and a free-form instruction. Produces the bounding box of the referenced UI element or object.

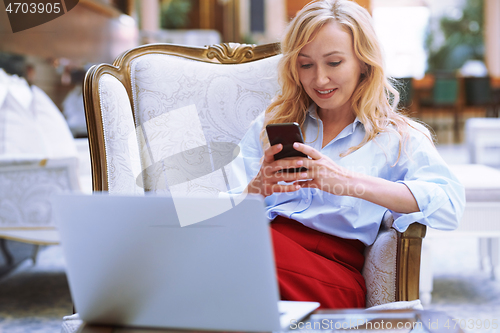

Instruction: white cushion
[449,164,500,202]
[367,299,423,311]
[0,73,45,155]
[30,85,77,158]
[98,74,144,195]
[128,53,281,195]
[0,69,77,158]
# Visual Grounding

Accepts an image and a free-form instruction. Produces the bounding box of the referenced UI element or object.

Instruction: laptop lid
[54,193,285,331]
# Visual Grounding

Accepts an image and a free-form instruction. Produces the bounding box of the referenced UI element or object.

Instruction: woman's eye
[300,64,312,69]
[328,61,341,67]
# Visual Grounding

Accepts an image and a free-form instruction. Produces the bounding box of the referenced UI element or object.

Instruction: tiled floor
[424,235,500,333]
[0,246,72,333]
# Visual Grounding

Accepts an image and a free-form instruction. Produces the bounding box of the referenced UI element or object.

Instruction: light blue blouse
[227,104,465,245]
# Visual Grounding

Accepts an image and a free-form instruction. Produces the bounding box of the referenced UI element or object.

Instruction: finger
[273,170,310,182]
[270,183,301,193]
[273,157,312,175]
[264,144,283,163]
[274,157,310,171]
[295,180,320,190]
[294,158,315,171]
[293,142,322,160]
[260,162,290,179]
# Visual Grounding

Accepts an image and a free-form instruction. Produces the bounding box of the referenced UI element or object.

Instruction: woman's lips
[314,88,337,99]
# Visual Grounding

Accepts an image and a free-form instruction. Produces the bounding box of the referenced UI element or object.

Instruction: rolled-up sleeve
[390,129,466,232]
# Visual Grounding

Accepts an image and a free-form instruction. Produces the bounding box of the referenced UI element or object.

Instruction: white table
[419,164,500,305]
[466,118,500,165]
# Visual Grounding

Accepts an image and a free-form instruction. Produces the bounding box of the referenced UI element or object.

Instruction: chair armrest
[396,222,427,301]
[363,217,398,307]
[0,155,47,166]
[363,213,426,308]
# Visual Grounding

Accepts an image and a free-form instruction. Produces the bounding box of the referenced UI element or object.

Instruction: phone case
[266,123,308,162]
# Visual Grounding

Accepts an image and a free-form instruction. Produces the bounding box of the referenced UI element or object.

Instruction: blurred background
[1,0,498,143]
[1,0,500,332]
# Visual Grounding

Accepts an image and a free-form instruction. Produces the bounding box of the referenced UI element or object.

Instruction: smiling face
[297,21,364,120]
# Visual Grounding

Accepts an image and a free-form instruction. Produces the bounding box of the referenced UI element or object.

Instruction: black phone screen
[266,123,308,172]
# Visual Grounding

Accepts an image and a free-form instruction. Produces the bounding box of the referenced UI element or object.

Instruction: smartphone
[266,122,308,172]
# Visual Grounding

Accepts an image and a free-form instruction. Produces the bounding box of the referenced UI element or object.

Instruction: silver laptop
[53,193,319,331]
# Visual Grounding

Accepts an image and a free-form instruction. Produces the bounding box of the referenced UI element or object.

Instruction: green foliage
[160,0,193,29]
[241,34,258,45]
[426,0,484,73]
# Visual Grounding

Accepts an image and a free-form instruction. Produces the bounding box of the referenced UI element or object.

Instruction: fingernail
[293,143,299,148]
[301,173,307,177]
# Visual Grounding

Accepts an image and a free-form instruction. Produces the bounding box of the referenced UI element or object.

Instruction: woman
[232,0,465,309]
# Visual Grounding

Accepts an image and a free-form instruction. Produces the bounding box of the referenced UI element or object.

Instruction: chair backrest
[432,76,459,106]
[463,76,492,106]
[83,43,281,195]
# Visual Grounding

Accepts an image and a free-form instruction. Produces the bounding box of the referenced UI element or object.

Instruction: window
[250,0,265,33]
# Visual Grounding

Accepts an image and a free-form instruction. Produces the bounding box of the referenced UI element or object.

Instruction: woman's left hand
[291,142,360,197]
[292,142,420,213]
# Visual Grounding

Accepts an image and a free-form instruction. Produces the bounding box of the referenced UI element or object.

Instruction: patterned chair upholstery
[83,42,426,308]
[0,157,80,253]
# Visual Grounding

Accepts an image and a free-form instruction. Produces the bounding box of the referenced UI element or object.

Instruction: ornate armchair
[83,42,426,308]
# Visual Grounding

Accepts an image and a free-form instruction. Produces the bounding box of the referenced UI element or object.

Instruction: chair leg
[479,238,490,271]
[491,238,499,280]
[453,111,460,143]
[31,245,40,265]
[0,239,14,266]
[480,238,500,280]
[419,239,433,306]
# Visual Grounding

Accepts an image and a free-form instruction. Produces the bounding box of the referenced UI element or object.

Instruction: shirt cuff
[391,180,448,232]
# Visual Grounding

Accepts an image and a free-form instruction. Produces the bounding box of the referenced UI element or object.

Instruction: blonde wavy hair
[261,0,421,160]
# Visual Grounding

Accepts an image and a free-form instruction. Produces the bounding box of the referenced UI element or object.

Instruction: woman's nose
[315,67,330,86]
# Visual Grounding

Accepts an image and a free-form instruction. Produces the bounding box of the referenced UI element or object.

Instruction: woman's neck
[317,106,356,148]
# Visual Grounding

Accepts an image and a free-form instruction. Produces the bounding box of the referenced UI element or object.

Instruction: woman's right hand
[245,144,305,197]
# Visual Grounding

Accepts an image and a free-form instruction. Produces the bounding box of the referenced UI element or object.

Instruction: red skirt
[270,215,366,309]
